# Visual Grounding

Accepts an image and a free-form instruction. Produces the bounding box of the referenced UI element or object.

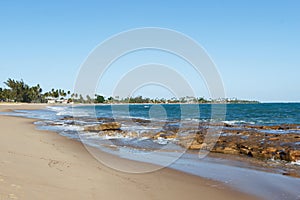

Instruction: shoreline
[0,104,258,200]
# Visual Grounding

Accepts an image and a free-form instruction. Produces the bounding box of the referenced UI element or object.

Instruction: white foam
[155,137,169,145]
[101,134,129,140]
[154,137,177,145]
[291,160,300,166]
[222,120,255,125]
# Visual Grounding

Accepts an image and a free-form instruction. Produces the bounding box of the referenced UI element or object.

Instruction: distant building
[46,97,69,104]
[46,97,56,104]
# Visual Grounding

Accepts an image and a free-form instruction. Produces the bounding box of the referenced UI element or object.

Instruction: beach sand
[0,104,259,200]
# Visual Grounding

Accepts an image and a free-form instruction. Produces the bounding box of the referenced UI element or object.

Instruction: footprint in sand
[0,175,5,183]
[47,159,70,171]
[8,193,18,199]
[11,184,21,189]
[0,177,22,199]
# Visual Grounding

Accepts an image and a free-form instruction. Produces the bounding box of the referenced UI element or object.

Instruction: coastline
[0,104,258,200]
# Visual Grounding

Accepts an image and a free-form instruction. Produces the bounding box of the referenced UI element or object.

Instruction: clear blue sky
[0,0,299,102]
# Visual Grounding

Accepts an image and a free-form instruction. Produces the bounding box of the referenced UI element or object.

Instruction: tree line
[0,78,259,104]
[0,79,70,103]
[0,78,107,104]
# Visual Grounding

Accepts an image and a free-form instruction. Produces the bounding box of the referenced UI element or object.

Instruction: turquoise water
[70,103,300,125]
[7,103,300,125]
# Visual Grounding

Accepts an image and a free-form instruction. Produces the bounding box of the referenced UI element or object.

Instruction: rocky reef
[172,123,300,163]
[63,116,300,163]
[84,122,121,131]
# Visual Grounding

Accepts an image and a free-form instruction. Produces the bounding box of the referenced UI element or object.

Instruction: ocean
[2,103,300,199]
[54,103,300,125]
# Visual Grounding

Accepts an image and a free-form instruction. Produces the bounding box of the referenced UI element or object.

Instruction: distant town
[0,78,259,104]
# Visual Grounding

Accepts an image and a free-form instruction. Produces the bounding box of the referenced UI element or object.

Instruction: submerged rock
[132,118,151,124]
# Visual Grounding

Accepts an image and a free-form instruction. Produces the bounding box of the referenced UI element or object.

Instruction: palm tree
[0,88,3,101]
[4,79,30,102]
[2,89,12,102]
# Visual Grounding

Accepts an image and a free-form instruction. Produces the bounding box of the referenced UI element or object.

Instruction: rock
[282,171,300,178]
[152,132,162,140]
[99,130,122,137]
[200,143,208,150]
[189,143,202,150]
[188,142,210,150]
[82,120,300,163]
[132,118,151,124]
[213,146,225,153]
[127,131,138,138]
[266,147,277,153]
[62,116,75,121]
[288,150,300,162]
[153,132,177,140]
[240,147,250,155]
[277,150,288,160]
[224,147,239,155]
[224,123,234,127]
[269,137,280,141]
[84,122,121,131]
[163,123,180,132]
[97,117,115,122]
[176,135,196,148]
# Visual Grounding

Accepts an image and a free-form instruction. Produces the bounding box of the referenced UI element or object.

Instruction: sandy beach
[0,104,258,200]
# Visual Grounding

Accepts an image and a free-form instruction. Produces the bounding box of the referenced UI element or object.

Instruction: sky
[0,0,299,102]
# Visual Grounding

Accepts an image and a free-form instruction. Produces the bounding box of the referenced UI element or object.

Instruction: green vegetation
[0,78,70,103]
[0,78,260,104]
[95,95,105,103]
[0,79,43,103]
[99,96,259,104]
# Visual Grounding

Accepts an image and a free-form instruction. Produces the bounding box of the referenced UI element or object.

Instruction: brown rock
[188,141,210,150]
[213,146,225,154]
[269,137,280,141]
[266,147,277,153]
[240,148,250,155]
[224,147,239,155]
[200,143,208,150]
[132,118,151,124]
[84,122,121,131]
[153,132,177,140]
[127,131,138,138]
[288,150,300,162]
[262,125,282,130]
[189,143,202,150]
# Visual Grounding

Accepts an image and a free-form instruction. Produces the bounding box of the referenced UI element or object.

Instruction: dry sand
[0,104,259,200]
